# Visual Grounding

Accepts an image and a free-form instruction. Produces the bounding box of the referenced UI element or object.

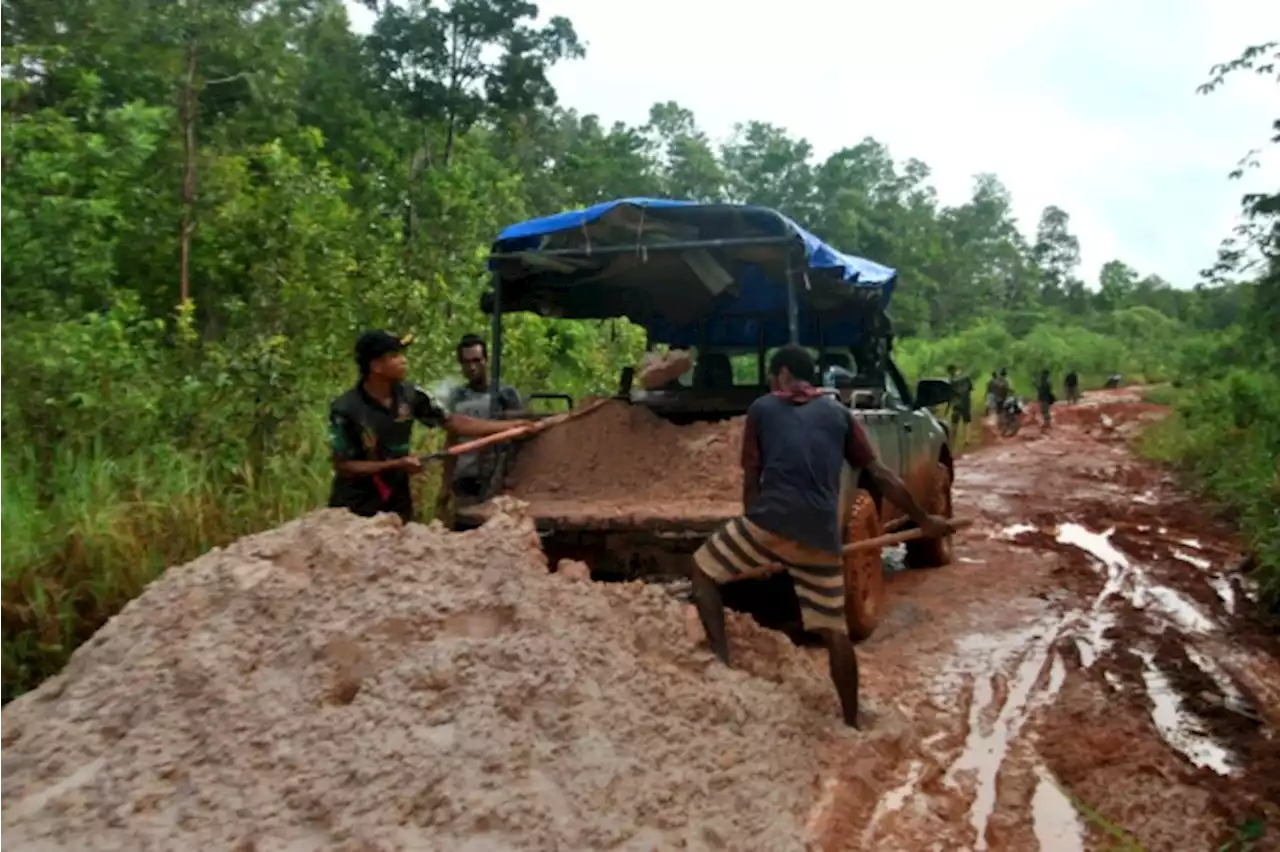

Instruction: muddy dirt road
[807,388,1279,852]
[5,389,1276,852]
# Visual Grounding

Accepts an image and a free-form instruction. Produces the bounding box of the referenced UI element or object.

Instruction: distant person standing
[984,371,998,416]
[1036,369,1056,427]
[992,368,1011,416]
[1064,369,1080,404]
[440,333,525,518]
[327,331,531,524]
[946,364,973,445]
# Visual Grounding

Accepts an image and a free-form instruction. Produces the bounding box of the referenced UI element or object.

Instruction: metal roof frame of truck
[480,198,899,402]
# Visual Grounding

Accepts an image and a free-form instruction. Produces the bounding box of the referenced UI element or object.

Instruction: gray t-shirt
[445,383,523,486]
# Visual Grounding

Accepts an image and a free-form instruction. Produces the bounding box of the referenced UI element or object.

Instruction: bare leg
[691,566,731,665]
[820,629,860,728]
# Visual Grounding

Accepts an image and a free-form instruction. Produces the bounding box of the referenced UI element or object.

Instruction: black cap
[355,330,414,371]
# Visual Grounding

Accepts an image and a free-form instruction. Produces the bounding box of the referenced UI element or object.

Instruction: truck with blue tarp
[457,198,955,640]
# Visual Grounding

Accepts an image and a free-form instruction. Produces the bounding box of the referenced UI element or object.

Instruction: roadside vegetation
[1136,42,1280,616]
[1,1,1275,701]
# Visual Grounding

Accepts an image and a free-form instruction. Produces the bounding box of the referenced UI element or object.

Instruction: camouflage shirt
[328,381,448,521]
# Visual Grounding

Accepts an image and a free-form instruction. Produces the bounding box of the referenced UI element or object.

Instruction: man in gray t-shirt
[439,334,524,517]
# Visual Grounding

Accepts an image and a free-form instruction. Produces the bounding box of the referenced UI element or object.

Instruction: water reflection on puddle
[1135,649,1235,776]
[1049,522,1237,777]
[1209,575,1238,614]
[1031,764,1087,852]
[1055,523,1215,634]
[1172,548,1212,570]
[998,523,1037,540]
[945,624,1070,850]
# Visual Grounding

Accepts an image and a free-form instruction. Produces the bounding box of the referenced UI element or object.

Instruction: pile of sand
[636,349,693,390]
[1,507,855,851]
[506,401,744,510]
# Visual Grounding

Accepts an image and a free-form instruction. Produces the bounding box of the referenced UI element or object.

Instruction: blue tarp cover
[488,198,896,349]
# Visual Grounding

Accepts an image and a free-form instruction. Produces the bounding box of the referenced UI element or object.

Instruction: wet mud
[809,388,1280,851]
[4,389,1277,851]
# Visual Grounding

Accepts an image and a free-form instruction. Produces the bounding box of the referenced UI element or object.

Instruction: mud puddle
[810,388,1279,852]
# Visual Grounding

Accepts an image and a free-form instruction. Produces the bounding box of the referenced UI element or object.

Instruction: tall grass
[0,439,320,698]
[1138,369,1280,609]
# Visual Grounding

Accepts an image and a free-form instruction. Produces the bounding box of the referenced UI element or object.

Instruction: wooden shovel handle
[425,397,612,460]
[842,518,974,554]
[435,423,538,458]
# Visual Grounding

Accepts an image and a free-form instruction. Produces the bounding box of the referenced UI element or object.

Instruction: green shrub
[1139,368,1280,608]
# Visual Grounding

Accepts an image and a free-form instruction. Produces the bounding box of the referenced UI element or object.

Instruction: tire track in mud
[808,389,1280,852]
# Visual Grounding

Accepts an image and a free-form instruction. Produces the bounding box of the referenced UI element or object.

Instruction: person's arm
[447,412,533,438]
[330,411,416,477]
[411,384,530,438]
[740,407,762,510]
[844,415,950,539]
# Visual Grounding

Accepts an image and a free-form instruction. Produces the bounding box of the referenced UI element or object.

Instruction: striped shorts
[693,517,847,635]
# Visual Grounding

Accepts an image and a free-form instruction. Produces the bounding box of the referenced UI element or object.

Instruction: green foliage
[893,316,1155,393]
[1218,817,1269,852]
[1138,40,1280,615]
[1140,368,1280,607]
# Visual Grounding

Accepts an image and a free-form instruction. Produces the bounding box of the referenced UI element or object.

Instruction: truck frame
[453,199,955,641]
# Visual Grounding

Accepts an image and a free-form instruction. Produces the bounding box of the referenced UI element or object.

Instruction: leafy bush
[1140,369,1280,608]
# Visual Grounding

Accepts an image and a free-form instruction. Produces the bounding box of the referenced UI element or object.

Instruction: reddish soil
[502,386,1280,849]
[807,387,1280,851]
[503,400,745,524]
[7,387,1277,851]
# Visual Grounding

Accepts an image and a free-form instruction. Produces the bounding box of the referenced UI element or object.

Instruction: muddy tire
[905,462,954,569]
[843,489,885,641]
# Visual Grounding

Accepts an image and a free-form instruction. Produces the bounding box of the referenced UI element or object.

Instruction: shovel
[417,397,611,463]
[842,517,974,554]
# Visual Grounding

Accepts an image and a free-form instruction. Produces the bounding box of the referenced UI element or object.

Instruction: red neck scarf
[771,381,825,404]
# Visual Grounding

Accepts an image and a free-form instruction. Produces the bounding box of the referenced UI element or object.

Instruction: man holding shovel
[688,345,954,729]
[328,330,535,524]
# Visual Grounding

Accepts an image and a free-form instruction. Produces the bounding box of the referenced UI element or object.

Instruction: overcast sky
[348,0,1279,288]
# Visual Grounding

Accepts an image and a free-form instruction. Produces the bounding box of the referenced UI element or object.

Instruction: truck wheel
[843,489,885,641]
[906,462,954,569]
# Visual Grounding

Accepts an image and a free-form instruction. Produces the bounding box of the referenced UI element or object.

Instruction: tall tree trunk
[404,137,431,246]
[178,21,200,306]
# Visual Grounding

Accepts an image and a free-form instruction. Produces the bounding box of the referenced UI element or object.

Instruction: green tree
[1031,205,1083,309]
[1096,259,1139,312]
[721,121,816,218]
[644,101,725,201]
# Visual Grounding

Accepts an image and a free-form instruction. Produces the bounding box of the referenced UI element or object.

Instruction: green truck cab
[456,199,956,641]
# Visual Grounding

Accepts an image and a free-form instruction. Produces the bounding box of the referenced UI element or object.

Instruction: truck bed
[453,497,742,534]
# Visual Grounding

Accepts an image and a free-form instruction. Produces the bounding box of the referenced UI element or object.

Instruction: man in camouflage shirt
[439,334,525,518]
[328,331,530,523]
